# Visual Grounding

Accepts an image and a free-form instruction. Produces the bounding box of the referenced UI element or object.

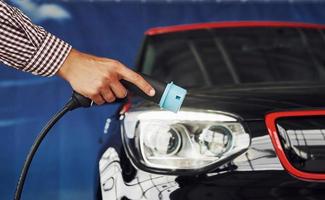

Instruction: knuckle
[116,61,122,67]
[99,79,108,88]
[111,60,122,69]
[133,74,141,81]
[105,74,112,82]
[103,92,114,102]
[98,87,106,94]
[107,95,116,103]
[105,73,116,82]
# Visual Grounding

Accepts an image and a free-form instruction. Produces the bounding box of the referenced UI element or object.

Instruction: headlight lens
[122,110,250,173]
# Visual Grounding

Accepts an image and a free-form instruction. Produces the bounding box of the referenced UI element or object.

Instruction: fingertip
[149,88,155,96]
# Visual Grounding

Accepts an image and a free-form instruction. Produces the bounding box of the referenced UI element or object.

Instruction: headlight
[121,110,250,174]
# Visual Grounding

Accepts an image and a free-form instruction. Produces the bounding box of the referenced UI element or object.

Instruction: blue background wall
[1,0,325,199]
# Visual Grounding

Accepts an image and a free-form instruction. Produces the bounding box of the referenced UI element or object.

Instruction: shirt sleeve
[0,1,72,77]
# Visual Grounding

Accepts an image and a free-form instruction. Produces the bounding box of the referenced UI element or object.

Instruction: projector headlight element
[122,110,250,174]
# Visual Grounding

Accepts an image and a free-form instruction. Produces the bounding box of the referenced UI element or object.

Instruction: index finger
[119,66,155,97]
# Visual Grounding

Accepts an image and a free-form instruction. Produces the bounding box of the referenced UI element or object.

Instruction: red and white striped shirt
[0,1,71,77]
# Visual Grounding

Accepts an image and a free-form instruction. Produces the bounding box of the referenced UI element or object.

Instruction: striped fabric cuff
[23,32,72,77]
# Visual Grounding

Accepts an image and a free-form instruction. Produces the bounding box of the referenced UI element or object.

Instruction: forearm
[0,0,71,76]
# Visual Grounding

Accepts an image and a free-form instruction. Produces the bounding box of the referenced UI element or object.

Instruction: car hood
[133,82,325,121]
[178,82,325,121]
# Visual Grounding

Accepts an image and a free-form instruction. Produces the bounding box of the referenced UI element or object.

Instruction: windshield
[140,27,325,87]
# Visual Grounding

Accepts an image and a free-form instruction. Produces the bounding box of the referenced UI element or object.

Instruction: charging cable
[14,92,92,200]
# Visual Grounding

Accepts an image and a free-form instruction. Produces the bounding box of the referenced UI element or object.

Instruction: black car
[97,21,325,200]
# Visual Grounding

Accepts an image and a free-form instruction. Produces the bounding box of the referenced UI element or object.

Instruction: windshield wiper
[213,37,240,84]
[188,40,213,86]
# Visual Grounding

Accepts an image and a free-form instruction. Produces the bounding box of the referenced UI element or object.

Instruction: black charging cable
[14,92,92,200]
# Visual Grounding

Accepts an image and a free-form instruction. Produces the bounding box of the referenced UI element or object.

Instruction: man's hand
[57,49,155,105]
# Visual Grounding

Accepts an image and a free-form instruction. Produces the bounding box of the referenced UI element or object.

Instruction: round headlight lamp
[198,125,233,157]
[142,124,183,156]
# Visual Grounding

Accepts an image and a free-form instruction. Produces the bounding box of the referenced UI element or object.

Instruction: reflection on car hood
[183,82,325,120]
[133,82,325,121]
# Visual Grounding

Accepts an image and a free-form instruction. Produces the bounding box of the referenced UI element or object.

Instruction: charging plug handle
[120,74,165,103]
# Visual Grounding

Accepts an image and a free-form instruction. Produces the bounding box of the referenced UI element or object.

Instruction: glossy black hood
[178,82,325,121]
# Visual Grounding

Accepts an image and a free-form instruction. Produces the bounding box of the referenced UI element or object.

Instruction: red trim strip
[119,100,132,115]
[146,21,325,36]
[265,110,325,181]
